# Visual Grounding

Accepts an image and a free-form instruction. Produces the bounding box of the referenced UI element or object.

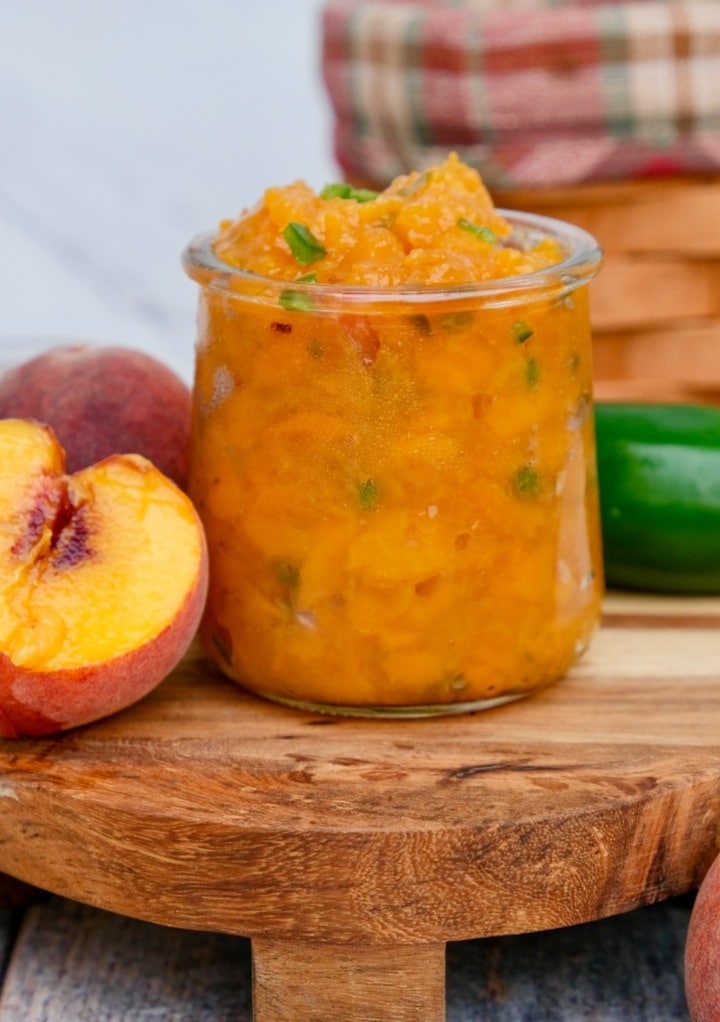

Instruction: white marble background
[0,0,337,381]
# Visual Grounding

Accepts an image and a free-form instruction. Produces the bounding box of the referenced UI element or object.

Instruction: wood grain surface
[0,593,718,948]
[592,321,720,401]
[496,176,720,258]
[496,176,720,403]
[253,940,445,1022]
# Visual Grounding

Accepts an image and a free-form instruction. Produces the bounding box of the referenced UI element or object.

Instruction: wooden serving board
[1,592,720,1021]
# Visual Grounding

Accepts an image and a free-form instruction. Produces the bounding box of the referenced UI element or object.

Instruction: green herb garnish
[512,320,534,344]
[358,478,379,511]
[457,218,497,244]
[351,187,379,202]
[321,182,352,199]
[320,182,379,203]
[282,222,327,265]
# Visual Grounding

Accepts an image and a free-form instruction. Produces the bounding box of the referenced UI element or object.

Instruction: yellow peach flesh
[2,457,203,671]
[0,417,207,737]
[1,448,202,678]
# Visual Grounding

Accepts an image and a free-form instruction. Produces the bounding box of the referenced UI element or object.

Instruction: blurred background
[2,0,718,399]
[0,0,336,380]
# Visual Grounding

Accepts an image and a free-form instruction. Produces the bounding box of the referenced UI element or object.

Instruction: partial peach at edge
[0,418,209,737]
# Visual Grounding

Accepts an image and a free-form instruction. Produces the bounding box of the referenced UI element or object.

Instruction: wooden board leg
[252,938,446,1022]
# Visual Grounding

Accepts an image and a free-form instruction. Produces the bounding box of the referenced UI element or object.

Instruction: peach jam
[183,154,603,716]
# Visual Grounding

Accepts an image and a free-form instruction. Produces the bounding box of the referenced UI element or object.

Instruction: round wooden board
[1,593,720,947]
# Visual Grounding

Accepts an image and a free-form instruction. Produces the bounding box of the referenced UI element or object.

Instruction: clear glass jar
[183,211,603,717]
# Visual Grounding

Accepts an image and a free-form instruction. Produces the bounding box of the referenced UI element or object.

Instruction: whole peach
[685,850,720,1021]
[0,344,191,490]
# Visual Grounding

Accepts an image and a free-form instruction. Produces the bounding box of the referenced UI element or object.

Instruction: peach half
[0,418,208,737]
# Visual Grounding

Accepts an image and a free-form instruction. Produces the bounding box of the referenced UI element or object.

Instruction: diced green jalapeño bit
[512,320,534,343]
[408,313,432,335]
[275,560,301,590]
[526,357,540,386]
[457,218,497,244]
[279,272,317,311]
[358,478,379,510]
[514,465,541,499]
[282,222,327,265]
[320,182,379,202]
[279,289,314,312]
[440,311,474,332]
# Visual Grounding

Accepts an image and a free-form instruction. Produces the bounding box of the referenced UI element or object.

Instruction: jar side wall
[188,278,603,712]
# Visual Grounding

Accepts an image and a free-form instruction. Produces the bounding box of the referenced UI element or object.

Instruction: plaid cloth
[321,0,720,188]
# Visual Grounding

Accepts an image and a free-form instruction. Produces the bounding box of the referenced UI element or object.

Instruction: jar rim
[182,208,602,310]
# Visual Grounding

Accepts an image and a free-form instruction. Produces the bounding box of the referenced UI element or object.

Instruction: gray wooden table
[0,890,693,1020]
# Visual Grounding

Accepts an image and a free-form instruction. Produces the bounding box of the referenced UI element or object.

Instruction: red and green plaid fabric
[321,0,720,188]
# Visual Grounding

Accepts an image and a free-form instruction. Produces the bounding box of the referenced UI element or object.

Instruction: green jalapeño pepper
[595,402,720,594]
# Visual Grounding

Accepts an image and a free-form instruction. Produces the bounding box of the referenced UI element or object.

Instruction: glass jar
[183,211,603,717]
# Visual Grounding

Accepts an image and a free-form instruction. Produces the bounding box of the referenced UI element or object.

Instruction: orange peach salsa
[187,154,603,713]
